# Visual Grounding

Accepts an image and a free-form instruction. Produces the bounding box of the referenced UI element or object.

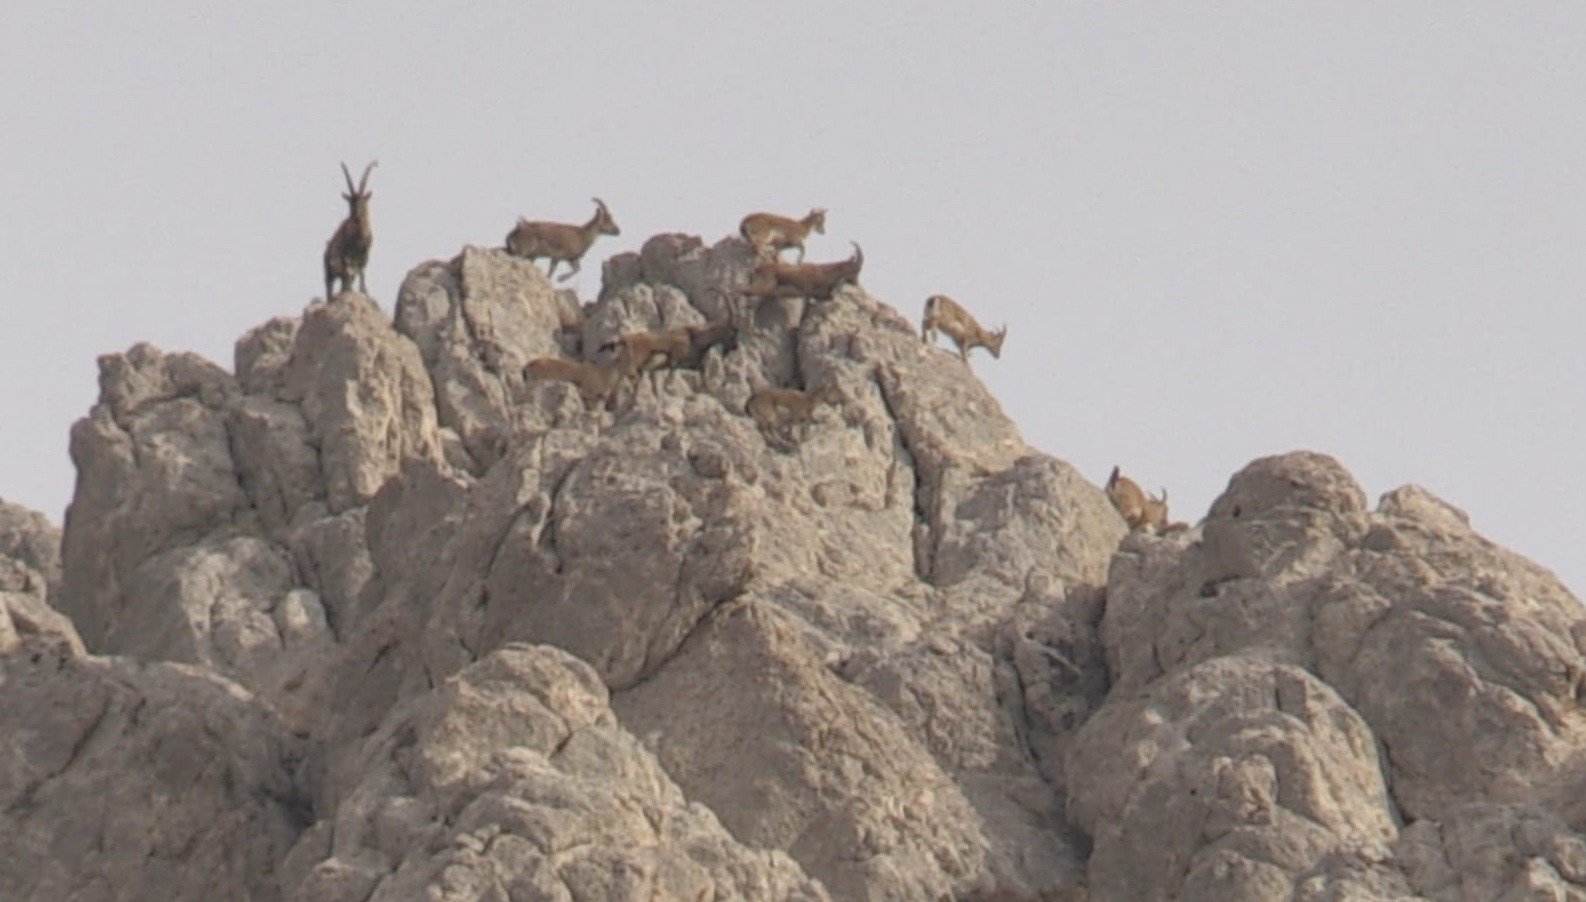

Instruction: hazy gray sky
[3,3,1582,593]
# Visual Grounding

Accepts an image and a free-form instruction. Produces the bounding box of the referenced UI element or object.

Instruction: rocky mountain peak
[2,234,1582,900]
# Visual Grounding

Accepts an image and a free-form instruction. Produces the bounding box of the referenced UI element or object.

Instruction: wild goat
[747,380,841,443]
[505,198,620,282]
[323,161,377,300]
[748,243,864,301]
[601,328,691,376]
[1106,466,1170,533]
[739,208,826,262]
[599,321,739,375]
[522,355,630,410]
[922,294,1006,363]
[677,320,738,368]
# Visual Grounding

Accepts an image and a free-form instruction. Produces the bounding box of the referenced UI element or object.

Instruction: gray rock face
[11,236,1582,900]
[0,498,78,657]
[285,644,826,901]
[0,498,62,595]
[0,649,305,901]
[1045,451,1586,899]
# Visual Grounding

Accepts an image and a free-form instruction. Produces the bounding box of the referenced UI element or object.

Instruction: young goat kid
[1106,466,1170,533]
[748,243,864,302]
[505,198,620,282]
[739,208,826,262]
[747,380,841,445]
[323,161,377,300]
[921,294,1006,363]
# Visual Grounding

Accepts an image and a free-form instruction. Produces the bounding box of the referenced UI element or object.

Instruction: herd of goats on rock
[322,162,1173,533]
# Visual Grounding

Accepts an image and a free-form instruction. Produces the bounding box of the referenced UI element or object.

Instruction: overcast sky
[3,2,1582,594]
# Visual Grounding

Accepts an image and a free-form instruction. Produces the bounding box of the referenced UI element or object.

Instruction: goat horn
[592,197,609,213]
[358,161,378,193]
[340,162,357,194]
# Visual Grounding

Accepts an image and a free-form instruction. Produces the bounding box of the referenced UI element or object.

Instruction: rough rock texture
[285,643,825,901]
[1033,452,1586,900]
[0,643,306,901]
[7,234,1583,900]
[0,501,81,658]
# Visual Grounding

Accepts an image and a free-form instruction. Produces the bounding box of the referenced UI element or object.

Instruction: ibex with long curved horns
[323,161,377,300]
[505,198,620,282]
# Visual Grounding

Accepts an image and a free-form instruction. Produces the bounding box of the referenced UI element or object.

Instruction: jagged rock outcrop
[6,231,1583,900]
[285,644,825,901]
[1028,452,1586,900]
[0,501,80,657]
[0,630,305,901]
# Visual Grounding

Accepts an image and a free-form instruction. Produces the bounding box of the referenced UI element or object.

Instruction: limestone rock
[1097,452,1586,826]
[0,497,62,594]
[394,248,572,471]
[1299,803,1586,901]
[1050,450,1586,899]
[0,499,78,658]
[280,292,444,513]
[615,601,988,900]
[0,649,306,901]
[1066,657,1397,900]
[286,644,826,901]
[36,234,1586,902]
[1,558,83,658]
[61,344,247,649]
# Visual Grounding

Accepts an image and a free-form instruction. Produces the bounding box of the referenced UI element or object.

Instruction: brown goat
[522,355,630,410]
[739,208,826,262]
[747,380,841,443]
[922,294,1006,363]
[599,320,740,375]
[748,243,864,301]
[600,329,692,376]
[1143,489,1171,531]
[1106,466,1170,533]
[505,198,620,282]
[323,161,377,300]
[677,320,739,369]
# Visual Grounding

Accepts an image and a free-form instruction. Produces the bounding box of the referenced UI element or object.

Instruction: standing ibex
[740,208,826,262]
[922,294,1006,363]
[1106,466,1170,533]
[748,243,864,301]
[505,198,620,282]
[747,380,841,444]
[323,161,377,300]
